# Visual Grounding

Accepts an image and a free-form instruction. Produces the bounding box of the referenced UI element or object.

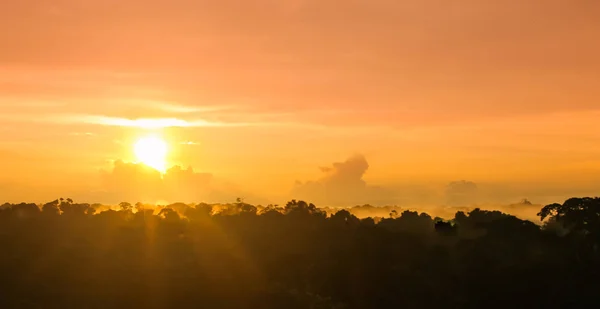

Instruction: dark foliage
[1,197,600,308]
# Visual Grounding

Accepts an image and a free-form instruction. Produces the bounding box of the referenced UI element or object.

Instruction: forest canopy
[1,197,600,308]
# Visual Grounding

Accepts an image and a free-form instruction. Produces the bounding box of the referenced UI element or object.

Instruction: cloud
[292,154,397,206]
[290,156,535,209]
[90,160,269,205]
[82,116,196,128]
[68,132,96,137]
[0,113,261,129]
[73,115,307,129]
[445,180,480,206]
[3,0,597,125]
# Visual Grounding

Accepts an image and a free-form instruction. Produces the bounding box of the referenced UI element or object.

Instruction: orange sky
[1,1,599,206]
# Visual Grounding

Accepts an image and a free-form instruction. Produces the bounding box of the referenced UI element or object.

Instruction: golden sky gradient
[1,1,599,206]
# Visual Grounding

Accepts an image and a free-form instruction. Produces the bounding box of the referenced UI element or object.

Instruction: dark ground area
[1,197,599,308]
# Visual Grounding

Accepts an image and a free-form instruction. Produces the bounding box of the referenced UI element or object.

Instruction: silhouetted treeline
[1,197,600,308]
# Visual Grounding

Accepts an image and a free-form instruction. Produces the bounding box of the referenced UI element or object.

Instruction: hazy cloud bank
[85,160,269,205]
[292,154,398,207]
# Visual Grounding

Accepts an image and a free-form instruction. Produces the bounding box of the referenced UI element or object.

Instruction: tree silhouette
[538,198,600,235]
[119,202,133,212]
[0,197,599,308]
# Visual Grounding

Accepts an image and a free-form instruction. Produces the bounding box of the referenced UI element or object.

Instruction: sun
[134,136,168,172]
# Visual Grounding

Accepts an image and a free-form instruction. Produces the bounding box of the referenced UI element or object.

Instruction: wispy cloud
[0,113,246,128]
[123,99,234,114]
[68,132,96,137]
[69,115,255,128]
[0,111,326,130]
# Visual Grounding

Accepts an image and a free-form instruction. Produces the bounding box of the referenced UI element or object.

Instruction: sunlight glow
[134,136,168,172]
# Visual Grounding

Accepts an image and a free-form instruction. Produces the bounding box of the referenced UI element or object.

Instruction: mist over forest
[4,155,593,220]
